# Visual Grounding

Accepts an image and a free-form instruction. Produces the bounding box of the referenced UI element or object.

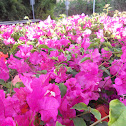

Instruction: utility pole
[30,0,35,19]
[93,0,95,13]
[65,0,70,17]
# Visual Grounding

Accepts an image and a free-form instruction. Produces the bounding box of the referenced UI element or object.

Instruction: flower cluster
[0,12,126,125]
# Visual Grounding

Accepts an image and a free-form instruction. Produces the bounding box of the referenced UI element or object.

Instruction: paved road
[0,19,41,25]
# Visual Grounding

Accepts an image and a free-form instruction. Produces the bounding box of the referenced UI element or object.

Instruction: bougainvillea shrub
[0,11,126,126]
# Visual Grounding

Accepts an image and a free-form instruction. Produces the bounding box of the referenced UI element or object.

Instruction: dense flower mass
[0,12,126,125]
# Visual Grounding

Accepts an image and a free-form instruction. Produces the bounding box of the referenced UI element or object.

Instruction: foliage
[54,0,92,17]
[54,0,126,17]
[35,0,56,20]
[111,0,126,12]
[0,0,31,21]
[109,99,126,126]
[0,0,56,21]
[54,0,66,17]
[94,0,111,13]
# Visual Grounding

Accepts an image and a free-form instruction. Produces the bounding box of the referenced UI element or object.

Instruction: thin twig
[98,60,120,74]
[102,62,123,88]
[90,115,109,126]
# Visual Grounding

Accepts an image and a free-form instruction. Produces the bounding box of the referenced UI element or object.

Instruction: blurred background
[0,0,126,21]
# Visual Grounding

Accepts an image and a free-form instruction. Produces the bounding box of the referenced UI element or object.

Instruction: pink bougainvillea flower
[15,44,33,59]
[10,87,31,118]
[99,76,113,89]
[7,55,31,73]
[81,38,90,52]
[110,59,123,75]
[3,37,15,45]
[27,80,61,123]
[2,32,11,39]
[85,48,101,63]
[0,91,17,125]
[19,73,33,92]
[13,87,30,104]
[30,73,50,89]
[121,46,126,63]
[114,71,126,95]
[39,97,60,122]
[0,57,9,81]
[101,48,112,60]
[59,97,76,126]
[44,83,61,103]
[1,117,16,126]
[64,78,78,90]
[12,75,22,86]
[96,29,104,42]
[14,110,35,126]
[4,96,20,117]
[55,66,68,83]
[0,90,5,123]
[29,51,42,65]
[27,85,60,123]
[78,61,99,84]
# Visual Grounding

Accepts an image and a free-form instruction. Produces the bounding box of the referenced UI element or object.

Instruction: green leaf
[116,35,121,39]
[111,34,115,39]
[0,79,5,85]
[24,16,29,20]
[56,121,65,126]
[67,55,71,61]
[38,44,49,49]
[37,70,47,74]
[80,57,90,63]
[73,117,86,126]
[27,41,36,45]
[101,66,111,76]
[88,42,99,49]
[51,56,58,61]
[2,82,12,89]
[30,49,37,53]
[103,41,112,48]
[80,48,84,53]
[58,83,67,98]
[67,67,73,73]
[35,74,40,78]
[15,82,25,88]
[90,108,101,120]
[113,47,122,52]
[11,33,21,41]
[72,102,88,111]
[58,49,63,52]
[116,54,122,57]
[105,41,112,48]
[104,47,110,51]
[48,48,56,52]
[9,43,22,54]
[108,99,126,126]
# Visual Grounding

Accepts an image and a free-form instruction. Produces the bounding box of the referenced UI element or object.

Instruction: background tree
[35,0,56,20]
[0,0,56,21]
[54,0,126,17]
[112,0,126,12]
[0,0,31,21]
